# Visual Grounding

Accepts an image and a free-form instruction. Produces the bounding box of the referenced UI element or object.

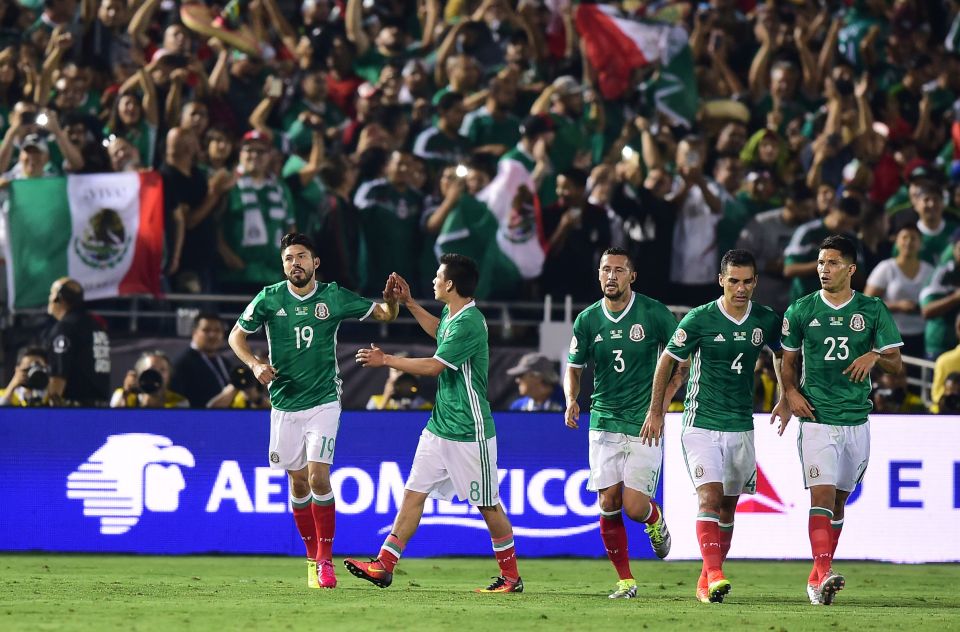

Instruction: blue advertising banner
[0,409,662,558]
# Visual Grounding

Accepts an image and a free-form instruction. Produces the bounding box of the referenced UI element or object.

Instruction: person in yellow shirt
[0,347,52,407]
[110,351,189,409]
[932,314,960,412]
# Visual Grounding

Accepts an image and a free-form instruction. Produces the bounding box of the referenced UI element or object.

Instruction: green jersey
[236,280,374,412]
[219,176,296,286]
[919,260,960,357]
[461,106,521,149]
[666,300,782,432]
[567,292,678,435]
[412,126,470,171]
[353,178,423,292]
[782,291,903,426]
[427,302,496,442]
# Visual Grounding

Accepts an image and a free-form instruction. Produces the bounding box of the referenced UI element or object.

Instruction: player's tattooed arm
[662,359,689,416]
[563,365,582,429]
[641,352,676,447]
[778,348,814,420]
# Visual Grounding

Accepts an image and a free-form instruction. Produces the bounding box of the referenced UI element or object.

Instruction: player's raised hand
[639,411,664,447]
[843,351,879,383]
[391,273,412,306]
[784,388,815,419]
[564,400,580,429]
[356,343,386,368]
[382,274,397,303]
[769,398,792,436]
[251,361,277,384]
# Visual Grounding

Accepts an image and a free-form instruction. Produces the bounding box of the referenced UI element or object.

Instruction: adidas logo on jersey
[594,334,603,343]
[810,318,820,327]
[276,308,287,316]
[714,334,726,342]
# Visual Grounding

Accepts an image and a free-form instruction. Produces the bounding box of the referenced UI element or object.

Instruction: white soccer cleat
[806,582,821,605]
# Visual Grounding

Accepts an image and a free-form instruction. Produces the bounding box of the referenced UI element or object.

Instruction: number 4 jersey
[568,292,678,435]
[666,299,782,432]
[237,281,375,412]
[782,290,902,425]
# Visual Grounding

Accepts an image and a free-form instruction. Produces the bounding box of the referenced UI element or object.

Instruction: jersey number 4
[823,336,849,361]
[294,325,314,349]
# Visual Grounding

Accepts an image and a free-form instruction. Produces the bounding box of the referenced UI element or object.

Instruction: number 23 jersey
[568,292,678,435]
[237,281,374,412]
[782,290,902,425]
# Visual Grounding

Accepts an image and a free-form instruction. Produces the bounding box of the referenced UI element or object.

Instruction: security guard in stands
[45,277,111,406]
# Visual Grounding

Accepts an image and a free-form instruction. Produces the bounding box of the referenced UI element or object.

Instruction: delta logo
[736,466,789,513]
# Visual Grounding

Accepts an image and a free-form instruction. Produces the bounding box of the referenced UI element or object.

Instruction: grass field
[2,555,959,631]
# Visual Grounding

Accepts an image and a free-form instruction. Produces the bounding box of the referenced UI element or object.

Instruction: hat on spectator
[519,113,554,139]
[905,159,942,184]
[506,353,559,383]
[552,76,584,97]
[240,130,271,147]
[20,133,48,154]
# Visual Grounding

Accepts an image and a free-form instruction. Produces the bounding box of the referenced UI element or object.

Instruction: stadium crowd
[2,0,960,411]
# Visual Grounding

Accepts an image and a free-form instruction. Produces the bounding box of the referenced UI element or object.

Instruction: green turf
[1,556,959,631]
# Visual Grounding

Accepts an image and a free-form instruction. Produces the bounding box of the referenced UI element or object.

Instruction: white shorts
[681,427,757,496]
[798,421,870,492]
[587,430,663,496]
[405,429,500,507]
[268,401,341,471]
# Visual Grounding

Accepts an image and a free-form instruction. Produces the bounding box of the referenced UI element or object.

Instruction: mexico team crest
[781,317,790,336]
[315,303,330,320]
[849,313,865,332]
[629,323,645,342]
[751,327,763,346]
[673,328,687,347]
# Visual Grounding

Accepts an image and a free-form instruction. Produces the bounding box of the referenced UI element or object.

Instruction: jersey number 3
[613,349,625,373]
[295,325,314,349]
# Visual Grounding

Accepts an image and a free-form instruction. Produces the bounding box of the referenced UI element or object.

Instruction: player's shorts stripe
[797,422,805,485]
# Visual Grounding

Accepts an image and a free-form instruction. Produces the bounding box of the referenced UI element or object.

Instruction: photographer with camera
[0,347,52,407]
[206,356,271,409]
[0,102,85,185]
[110,351,189,409]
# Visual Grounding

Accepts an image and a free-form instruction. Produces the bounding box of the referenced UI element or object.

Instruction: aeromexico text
[205,461,598,517]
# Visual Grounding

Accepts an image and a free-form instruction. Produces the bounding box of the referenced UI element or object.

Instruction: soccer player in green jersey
[643,249,783,604]
[565,247,682,599]
[345,254,523,594]
[228,232,401,589]
[772,234,903,606]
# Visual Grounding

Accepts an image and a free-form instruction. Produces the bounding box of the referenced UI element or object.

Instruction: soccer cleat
[317,559,337,588]
[696,574,711,603]
[343,558,393,588]
[806,582,821,605]
[644,512,672,559]
[475,576,524,593]
[608,578,638,599]
[707,576,731,603]
[817,569,845,605]
[306,560,319,589]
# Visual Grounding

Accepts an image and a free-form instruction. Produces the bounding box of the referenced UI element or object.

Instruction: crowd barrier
[1,410,956,562]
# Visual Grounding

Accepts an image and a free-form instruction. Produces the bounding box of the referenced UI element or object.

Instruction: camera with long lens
[23,362,50,390]
[230,365,256,390]
[137,368,164,395]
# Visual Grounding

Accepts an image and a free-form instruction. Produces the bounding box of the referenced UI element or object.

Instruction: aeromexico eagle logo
[67,434,195,534]
[73,208,132,269]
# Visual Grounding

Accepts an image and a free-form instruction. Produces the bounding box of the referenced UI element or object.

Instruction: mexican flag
[3,172,165,309]
[436,159,546,299]
[575,2,699,127]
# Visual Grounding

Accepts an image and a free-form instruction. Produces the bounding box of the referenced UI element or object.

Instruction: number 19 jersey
[237,281,374,412]
[782,290,902,425]
[568,292,677,435]
[665,300,782,432]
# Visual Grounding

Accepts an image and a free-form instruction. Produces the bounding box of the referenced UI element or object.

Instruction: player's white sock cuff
[831,519,844,528]
[719,522,734,530]
[599,508,622,518]
[291,493,312,508]
[312,491,335,506]
[641,504,654,522]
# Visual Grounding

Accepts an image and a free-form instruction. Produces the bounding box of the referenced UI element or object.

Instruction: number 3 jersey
[782,290,902,426]
[666,299,782,432]
[237,281,374,412]
[568,292,678,435]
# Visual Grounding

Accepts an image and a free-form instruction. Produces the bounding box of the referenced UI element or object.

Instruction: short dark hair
[193,311,223,330]
[786,181,814,203]
[819,234,858,263]
[558,168,588,190]
[439,253,479,297]
[436,91,463,113]
[280,232,317,257]
[720,249,757,276]
[55,279,84,309]
[17,346,47,363]
[600,247,634,270]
